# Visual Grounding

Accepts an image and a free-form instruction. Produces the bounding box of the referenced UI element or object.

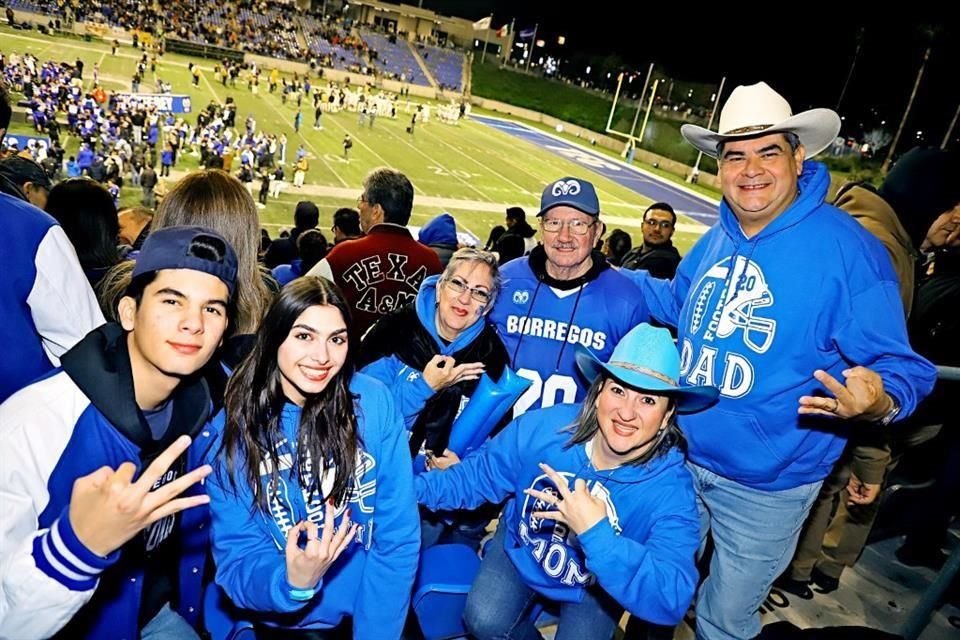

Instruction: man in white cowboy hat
[625,82,937,639]
[489,176,650,417]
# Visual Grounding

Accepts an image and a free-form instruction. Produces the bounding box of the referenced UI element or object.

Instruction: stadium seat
[412,543,481,640]
[203,582,256,640]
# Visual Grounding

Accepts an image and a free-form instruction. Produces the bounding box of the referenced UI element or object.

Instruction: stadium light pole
[525,23,538,73]
[882,45,930,174]
[688,75,726,183]
[942,100,960,149]
[835,26,864,112]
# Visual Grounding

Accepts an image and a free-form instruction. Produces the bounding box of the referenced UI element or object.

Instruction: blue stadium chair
[204,582,256,640]
[412,543,481,640]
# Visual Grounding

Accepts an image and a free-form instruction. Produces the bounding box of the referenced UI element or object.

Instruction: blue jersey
[490,251,649,415]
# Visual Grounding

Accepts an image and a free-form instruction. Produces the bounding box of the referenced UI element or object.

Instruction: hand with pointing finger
[524,463,607,536]
[68,435,212,558]
[798,367,893,421]
[422,354,485,392]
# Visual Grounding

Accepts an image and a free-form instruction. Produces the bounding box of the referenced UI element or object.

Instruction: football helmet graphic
[695,256,776,354]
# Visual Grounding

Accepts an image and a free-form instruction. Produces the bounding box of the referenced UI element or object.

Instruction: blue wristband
[289,587,315,602]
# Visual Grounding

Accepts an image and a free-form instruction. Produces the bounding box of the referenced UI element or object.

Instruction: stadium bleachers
[360,30,428,86]
[6,0,62,17]
[300,16,368,73]
[5,0,472,89]
[419,44,464,92]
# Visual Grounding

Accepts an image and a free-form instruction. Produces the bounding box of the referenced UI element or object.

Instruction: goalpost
[605,63,658,159]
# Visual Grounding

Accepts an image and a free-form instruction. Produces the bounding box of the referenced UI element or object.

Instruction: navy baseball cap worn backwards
[538,177,600,217]
[133,226,239,297]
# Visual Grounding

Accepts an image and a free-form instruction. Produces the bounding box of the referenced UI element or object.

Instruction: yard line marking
[418,124,532,196]
[305,103,417,190]
[464,119,641,207]
[374,119,493,202]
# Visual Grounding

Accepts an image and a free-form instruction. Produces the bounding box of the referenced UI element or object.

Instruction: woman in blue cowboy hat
[416,323,719,639]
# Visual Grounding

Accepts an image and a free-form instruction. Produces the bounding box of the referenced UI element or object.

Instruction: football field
[1,26,713,252]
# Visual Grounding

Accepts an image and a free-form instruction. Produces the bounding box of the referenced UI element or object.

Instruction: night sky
[411,2,959,148]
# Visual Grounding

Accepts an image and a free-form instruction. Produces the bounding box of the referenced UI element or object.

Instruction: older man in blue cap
[490,176,650,416]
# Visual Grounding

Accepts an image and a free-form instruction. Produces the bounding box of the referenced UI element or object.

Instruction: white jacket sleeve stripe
[39,529,97,586]
[50,518,107,577]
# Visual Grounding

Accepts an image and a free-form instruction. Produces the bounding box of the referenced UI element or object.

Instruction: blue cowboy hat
[575,323,719,413]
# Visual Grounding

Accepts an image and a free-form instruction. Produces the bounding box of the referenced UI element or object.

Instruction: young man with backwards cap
[489,176,650,417]
[0,226,239,639]
[625,82,937,639]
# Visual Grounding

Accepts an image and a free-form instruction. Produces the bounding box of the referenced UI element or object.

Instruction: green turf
[1,26,710,253]
[471,61,722,176]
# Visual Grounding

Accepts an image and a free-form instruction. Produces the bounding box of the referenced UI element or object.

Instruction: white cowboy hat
[681,82,841,159]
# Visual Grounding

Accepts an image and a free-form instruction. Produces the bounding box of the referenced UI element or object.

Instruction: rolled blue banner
[446,366,531,457]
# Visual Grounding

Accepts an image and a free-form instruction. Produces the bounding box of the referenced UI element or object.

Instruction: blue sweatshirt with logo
[205,373,419,638]
[416,403,700,625]
[490,251,649,416]
[626,161,937,490]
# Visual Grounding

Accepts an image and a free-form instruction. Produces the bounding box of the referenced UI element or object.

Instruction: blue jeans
[141,603,200,640]
[463,522,622,640]
[688,463,822,640]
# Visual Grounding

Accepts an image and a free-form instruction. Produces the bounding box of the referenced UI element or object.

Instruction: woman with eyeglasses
[356,247,509,549]
[203,277,419,639]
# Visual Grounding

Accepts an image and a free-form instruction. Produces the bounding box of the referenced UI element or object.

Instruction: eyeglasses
[540,218,596,236]
[443,277,491,305]
[643,219,674,230]
[357,193,368,206]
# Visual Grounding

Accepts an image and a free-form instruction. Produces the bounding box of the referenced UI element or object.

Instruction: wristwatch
[876,396,901,427]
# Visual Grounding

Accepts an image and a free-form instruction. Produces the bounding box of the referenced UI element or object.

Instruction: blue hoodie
[626,162,936,490]
[204,373,419,638]
[360,274,488,427]
[271,259,304,287]
[417,403,700,625]
[417,213,458,247]
[418,213,459,267]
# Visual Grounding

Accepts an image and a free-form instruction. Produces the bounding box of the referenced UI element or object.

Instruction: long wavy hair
[222,277,361,510]
[152,170,271,335]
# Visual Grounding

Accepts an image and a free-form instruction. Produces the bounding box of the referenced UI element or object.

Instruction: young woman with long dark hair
[205,277,419,639]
